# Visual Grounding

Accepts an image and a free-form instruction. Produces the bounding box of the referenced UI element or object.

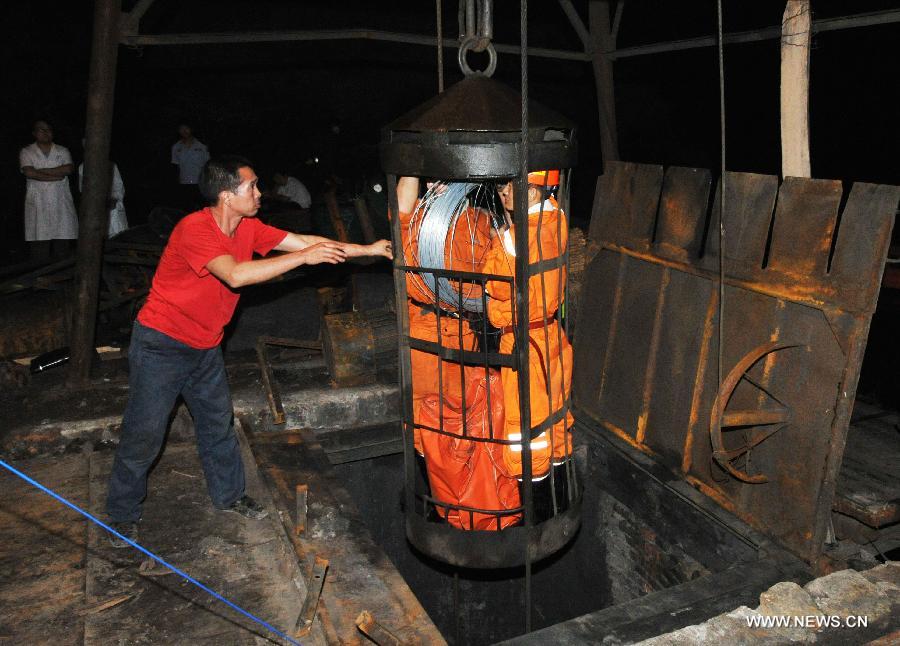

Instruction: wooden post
[68,0,120,387]
[589,1,620,166]
[781,0,811,178]
[323,188,350,242]
[352,197,377,244]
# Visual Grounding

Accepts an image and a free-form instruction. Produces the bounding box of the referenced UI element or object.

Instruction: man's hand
[300,241,347,265]
[366,239,392,259]
[425,180,449,197]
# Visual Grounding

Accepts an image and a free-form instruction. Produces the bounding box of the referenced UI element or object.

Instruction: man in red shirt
[105,155,391,547]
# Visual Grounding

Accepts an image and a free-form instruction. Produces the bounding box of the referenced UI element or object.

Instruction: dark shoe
[222,495,269,520]
[108,521,139,548]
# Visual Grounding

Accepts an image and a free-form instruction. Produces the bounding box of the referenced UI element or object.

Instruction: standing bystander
[19,120,78,260]
[78,150,128,238]
[105,155,391,547]
[270,172,312,209]
[171,123,210,211]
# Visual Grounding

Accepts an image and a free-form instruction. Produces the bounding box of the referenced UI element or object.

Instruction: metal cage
[380,75,582,569]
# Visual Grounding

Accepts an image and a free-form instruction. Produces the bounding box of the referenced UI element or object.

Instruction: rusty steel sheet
[654,166,712,264]
[766,178,842,278]
[587,161,663,251]
[574,160,900,564]
[701,171,778,275]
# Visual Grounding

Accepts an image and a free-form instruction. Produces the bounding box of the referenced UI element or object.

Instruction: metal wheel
[709,341,805,484]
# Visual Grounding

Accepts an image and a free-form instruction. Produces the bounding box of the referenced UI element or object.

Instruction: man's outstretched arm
[275,233,392,260]
[206,242,347,289]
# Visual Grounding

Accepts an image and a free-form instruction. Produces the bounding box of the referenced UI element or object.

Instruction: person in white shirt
[171,124,210,210]
[19,120,78,260]
[271,173,312,209]
[78,156,128,238]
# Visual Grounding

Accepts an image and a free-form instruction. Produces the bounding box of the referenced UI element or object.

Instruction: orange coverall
[417,368,520,530]
[397,206,493,454]
[481,197,574,479]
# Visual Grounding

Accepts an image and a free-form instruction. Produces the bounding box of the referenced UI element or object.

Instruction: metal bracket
[295,484,308,536]
[356,610,406,645]
[255,336,323,425]
[294,556,329,637]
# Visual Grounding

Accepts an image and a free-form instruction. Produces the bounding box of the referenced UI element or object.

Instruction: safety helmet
[527,169,560,188]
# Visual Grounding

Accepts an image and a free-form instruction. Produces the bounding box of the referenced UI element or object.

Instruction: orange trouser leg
[409,306,476,454]
[499,326,574,478]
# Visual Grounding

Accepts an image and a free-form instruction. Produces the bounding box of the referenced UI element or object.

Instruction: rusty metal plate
[654,166,712,264]
[830,183,900,309]
[641,269,715,465]
[702,171,778,279]
[587,161,663,251]
[594,256,666,441]
[574,161,900,563]
[766,177,842,279]
[572,251,621,415]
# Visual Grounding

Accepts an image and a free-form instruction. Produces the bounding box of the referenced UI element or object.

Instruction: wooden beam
[781,0,812,178]
[558,0,592,53]
[69,0,120,386]
[123,28,592,62]
[610,9,900,60]
[589,1,620,165]
[117,9,899,65]
[127,0,156,24]
[120,0,156,36]
[611,1,625,46]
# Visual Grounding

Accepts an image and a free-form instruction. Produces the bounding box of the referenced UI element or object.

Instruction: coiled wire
[407,181,505,313]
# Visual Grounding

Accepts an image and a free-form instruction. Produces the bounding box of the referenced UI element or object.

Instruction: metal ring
[457,37,497,77]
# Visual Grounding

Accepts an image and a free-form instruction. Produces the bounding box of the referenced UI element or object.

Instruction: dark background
[2,0,898,262]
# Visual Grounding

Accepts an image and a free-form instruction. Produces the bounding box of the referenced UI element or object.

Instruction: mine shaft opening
[334,429,760,646]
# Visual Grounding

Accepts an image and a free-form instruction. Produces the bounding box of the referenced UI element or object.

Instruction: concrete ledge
[280,382,400,430]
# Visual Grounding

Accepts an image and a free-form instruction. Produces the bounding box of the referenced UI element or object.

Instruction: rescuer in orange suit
[480,171,574,489]
[395,177,492,454]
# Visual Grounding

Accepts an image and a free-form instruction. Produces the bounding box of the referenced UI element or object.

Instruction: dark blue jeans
[106,321,245,523]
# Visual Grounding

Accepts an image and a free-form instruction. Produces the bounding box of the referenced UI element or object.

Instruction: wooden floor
[836,401,900,532]
[0,454,89,645]
[0,433,312,645]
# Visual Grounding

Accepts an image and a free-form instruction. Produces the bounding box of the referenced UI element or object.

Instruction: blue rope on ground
[0,458,301,646]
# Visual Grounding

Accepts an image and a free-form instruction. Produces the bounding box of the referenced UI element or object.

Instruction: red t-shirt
[138,208,288,349]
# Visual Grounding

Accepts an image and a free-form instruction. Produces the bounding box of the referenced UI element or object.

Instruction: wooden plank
[834,414,900,528]
[654,166,712,264]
